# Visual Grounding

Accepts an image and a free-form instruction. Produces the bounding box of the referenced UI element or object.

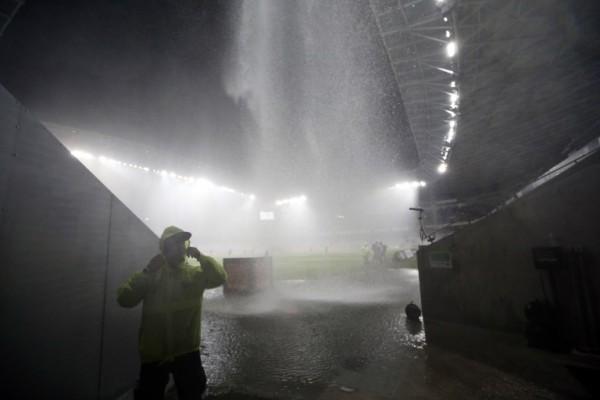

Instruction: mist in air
[54,0,422,256]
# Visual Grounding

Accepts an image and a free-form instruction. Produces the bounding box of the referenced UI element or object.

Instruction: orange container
[223,256,273,295]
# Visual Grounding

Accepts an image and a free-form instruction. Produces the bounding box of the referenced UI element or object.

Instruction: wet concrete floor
[169,269,569,400]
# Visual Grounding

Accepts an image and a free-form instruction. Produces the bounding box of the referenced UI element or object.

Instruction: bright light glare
[446,128,456,143]
[436,66,455,75]
[72,146,255,200]
[259,211,275,221]
[219,186,236,193]
[449,120,457,129]
[99,155,118,165]
[438,163,448,174]
[71,150,95,160]
[196,178,215,190]
[449,91,459,104]
[275,195,307,206]
[446,41,457,57]
[391,181,427,190]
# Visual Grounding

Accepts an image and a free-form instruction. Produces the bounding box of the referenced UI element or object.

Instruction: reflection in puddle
[201,269,425,398]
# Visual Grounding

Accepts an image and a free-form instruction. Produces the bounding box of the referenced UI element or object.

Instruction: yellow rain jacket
[117,226,227,363]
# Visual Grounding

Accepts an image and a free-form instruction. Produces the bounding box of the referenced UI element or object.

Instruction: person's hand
[187,246,203,260]
[144,254,164,274]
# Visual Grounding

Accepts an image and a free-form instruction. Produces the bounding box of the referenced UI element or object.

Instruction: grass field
[272,253,365,280]
[394,255,418,269]
[216,251,418,281]
[271,252,419,280]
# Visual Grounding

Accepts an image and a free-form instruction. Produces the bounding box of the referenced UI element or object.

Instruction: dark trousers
[134,351,207,400]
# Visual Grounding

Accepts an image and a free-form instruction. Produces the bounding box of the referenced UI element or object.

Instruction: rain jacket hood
[117,228,227,363]
[159,225,191,254]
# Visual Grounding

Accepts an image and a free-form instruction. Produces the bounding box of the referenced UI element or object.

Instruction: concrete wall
[418,151,600,339]
[0,84,158,399]
[417,152,600,397]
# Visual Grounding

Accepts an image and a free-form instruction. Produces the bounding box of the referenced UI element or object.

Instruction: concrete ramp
[0,84,157,399]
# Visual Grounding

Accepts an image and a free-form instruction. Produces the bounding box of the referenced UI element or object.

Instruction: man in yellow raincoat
[117,226,227,400]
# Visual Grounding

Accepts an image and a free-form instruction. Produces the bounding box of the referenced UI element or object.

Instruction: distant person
[117,226,227,400]
[372,241,386,266]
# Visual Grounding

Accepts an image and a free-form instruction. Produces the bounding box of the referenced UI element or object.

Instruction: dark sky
[3,0,600,203]
[0,0,251,176]
[0,0,418,200]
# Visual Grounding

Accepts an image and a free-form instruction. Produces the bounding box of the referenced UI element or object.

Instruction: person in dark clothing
[117,226,227,400]
[136,351,207,400]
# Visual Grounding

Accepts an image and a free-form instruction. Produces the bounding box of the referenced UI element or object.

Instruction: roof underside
[370,0,600,201]
[370,0,458,181]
